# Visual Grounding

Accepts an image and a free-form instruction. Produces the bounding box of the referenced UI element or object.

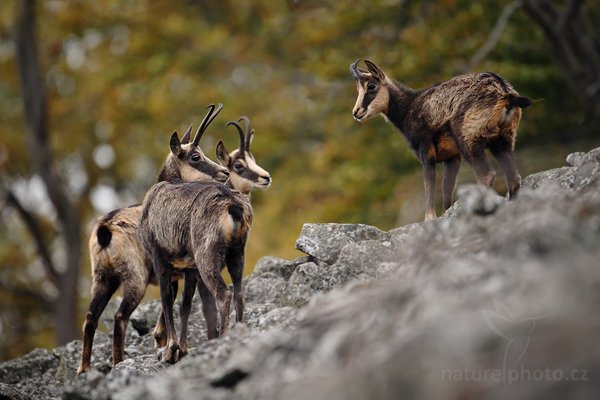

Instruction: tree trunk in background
[523,0,600,121]
[14,0,80,344]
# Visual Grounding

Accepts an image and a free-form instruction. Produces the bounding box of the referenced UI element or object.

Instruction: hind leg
[153,312,167,349]
[195,250,231,336]
[78,278,119,375]
[197,278,218,339]
[419,143,437,221]
[442,155,461,211]
[178,270,198,357]
[466,147,496,189]
[152,256,179,363]
[490,143,521,199]
[450,124,496,190]
[153,280,179,348]
[112,281,145,366]
[226,249,245,323]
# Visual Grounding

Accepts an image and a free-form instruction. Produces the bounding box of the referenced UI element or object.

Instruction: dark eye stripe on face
[363,90,377,108]
[206,163,223,176]
[238,167,260,181]
[188,155,221,176]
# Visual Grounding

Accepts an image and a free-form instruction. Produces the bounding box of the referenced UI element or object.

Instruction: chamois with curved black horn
[350,59,532,220]
[216,116,272,195]
[77,104,228,375]
[151,116,271,348]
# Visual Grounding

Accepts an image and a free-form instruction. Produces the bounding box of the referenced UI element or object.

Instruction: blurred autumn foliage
[0,0,598,360]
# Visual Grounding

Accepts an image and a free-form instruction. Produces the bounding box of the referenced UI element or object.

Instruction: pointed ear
[170,132,182,156]
[181,124,192,144]
[216,141,230,166]
[364,59,385,81]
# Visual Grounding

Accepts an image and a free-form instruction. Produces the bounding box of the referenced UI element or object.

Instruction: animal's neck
[385,82,417,134]
[226,179,252,199]
[156,164,180,183]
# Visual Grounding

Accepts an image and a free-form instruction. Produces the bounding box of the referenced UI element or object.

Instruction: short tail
[508,95,535,109]
[228,204,244,224]
[96,224,112,248]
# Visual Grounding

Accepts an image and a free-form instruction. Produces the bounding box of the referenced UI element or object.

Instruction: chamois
[216,116,272,195]
[77,104,228,375]
[151,116,271,348]
[137,183,252,364]
[350,59,532,220]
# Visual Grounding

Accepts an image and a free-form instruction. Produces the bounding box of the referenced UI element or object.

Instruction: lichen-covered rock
[253,256,309,281]
[0,348,58,384]
[329,238,403,284]
[566,147,600,167]
[454,184,505,215]
[244,256,310,305]
[278,262,327,307]
[0,383,32,400]
[244,273,286,305]
[295,223,389,264]
[130,300,163,336]
[523,166,576,189]
[2,146,600,400]
[521,147,600,191]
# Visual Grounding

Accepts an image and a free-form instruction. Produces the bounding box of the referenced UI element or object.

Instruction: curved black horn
[238,116,252,152]
[350,59,365,80]
[191,104,215,146]
[226,121,246,154]
[193,103,224,146]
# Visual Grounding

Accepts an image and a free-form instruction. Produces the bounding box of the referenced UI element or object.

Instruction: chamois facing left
[138,121,254,363]
[77,104,228,375]
[151,116,271,348]
[351,59,533,220]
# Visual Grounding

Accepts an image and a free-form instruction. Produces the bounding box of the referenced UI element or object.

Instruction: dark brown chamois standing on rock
[77,104,229,375]
[350,59,533,220]
[151,116,271,349]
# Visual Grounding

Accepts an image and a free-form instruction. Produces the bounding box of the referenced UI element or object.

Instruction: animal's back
[189,184,253,252]
[139,181,196,258]
[416,72,519,130]
[89,204,147,281]
[140,181,252,264]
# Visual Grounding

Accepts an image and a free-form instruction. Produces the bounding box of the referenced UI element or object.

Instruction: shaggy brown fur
[77,105,229,375]
[351,59,532,220]
[151,117,271,349]
[138,180,253,364]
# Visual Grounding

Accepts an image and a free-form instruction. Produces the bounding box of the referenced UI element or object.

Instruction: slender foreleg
[178,270,198,357]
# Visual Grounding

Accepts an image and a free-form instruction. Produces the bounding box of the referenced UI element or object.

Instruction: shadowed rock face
[2,147,600,400]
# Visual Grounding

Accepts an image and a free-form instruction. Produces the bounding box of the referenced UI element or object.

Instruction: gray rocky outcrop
[1,147,600,399]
